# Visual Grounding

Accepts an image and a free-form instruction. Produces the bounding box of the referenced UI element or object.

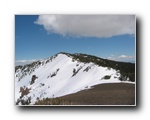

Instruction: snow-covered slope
[15,53,131,105]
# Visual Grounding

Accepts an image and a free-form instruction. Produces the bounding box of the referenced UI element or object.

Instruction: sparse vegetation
[103,75,111,80]
[51,72,56,77]
[40,83,45,86]
[83,66,91,72]
[16,97,31,105]
[19,86,31,98]
[60,52,135,82]
[72,68,76,76]
[15,65,23,72]
[72,66,82,77]
[47,68,60,78]
[34,97,71,105]
[30,75,38,85]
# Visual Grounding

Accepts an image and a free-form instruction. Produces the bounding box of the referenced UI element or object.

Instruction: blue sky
[15,15,135,65]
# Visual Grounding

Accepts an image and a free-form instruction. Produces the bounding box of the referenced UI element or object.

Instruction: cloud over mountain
[15,59,38,66]
[118,55,134,59]
[107,54,135,62]
[34,15,135,38]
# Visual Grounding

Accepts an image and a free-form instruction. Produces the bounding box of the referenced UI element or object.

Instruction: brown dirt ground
[59,83,135,105]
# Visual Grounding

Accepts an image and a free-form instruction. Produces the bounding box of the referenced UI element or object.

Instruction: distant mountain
[15,52,135,105]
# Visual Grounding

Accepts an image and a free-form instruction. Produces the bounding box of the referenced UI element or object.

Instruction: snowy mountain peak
[15,52,135,105]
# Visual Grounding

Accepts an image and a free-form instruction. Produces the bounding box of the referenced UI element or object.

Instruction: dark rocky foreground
[59,83,135,105]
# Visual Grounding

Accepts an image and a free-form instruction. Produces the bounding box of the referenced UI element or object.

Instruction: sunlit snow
[15,53,131,105]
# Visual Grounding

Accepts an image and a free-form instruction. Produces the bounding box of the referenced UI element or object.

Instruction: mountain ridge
[16,52,135,82]
[15,52,135,105]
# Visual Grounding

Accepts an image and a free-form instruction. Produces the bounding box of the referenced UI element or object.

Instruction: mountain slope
[15,52,135,105]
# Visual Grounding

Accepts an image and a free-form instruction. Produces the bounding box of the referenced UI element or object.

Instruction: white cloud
[15,59,38,66]
[107,54,135,62]
[34,15,135,38]
[107,56,115,60]
[118,55,133,59]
